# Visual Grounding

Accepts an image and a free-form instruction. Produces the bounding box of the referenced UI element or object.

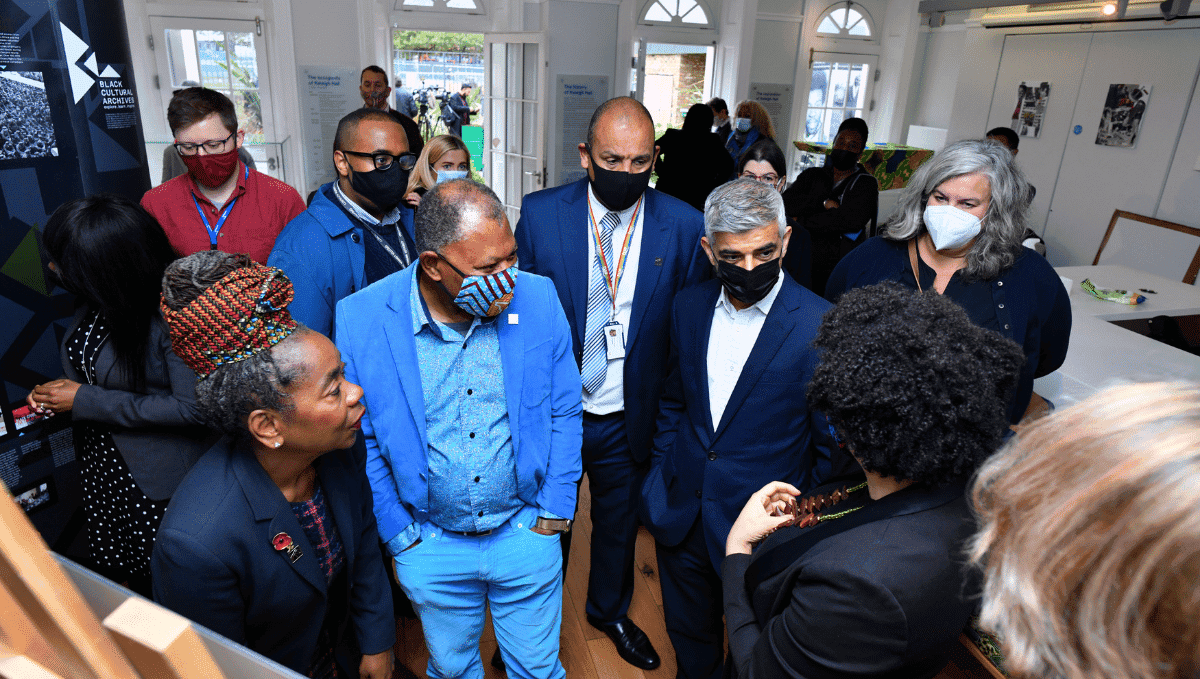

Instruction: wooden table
[1033,264,1200,407]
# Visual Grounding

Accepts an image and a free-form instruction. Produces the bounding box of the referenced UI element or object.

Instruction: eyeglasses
[174,131,236,156]
[341,150,418,172]
[740,171,781,184]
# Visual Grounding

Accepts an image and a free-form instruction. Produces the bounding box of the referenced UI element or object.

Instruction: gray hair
[884,139,1030,281]
[161,250,308,437]
[703,177,787,243]
[414,178,505,254]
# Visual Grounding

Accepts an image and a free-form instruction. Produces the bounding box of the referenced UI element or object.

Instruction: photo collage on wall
[1011,81,1051,138]
[1096,84,1152,148]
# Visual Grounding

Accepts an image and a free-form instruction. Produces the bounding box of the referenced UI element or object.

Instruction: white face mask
[435,169,469,184]
[923,204,982,251]
[734,117,752,133]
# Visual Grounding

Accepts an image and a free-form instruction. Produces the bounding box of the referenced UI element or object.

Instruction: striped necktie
[581,211,621,394]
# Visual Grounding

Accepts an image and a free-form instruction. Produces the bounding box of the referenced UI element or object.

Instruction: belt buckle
[462,528,493,537]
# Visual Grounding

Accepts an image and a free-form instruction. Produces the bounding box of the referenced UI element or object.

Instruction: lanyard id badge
[192,164,249,250]
[588,194,644,363]
[603,320,625,360]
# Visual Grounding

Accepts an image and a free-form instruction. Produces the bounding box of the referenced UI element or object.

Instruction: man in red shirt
[141,88,305,263]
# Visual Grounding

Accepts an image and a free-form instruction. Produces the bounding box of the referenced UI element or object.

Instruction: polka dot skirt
[68,310,169,584]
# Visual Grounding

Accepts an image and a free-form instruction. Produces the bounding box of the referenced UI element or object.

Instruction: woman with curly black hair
[721,282,1024,679]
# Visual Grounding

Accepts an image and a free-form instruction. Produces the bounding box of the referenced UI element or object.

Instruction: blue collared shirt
[409,266,523,534]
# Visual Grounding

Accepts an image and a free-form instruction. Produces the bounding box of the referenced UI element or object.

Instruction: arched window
[398,0,484,14]
[638,0,714,28]
[815,1,873,37]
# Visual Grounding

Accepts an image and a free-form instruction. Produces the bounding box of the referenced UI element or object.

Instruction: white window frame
[637,0,716,29]
[394,0,486,17]
[813,1,876,41]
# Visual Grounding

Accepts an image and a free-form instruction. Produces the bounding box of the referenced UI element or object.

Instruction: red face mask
[181,147,240,188]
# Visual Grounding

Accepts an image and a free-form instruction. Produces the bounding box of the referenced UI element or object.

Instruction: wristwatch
[535,517,572,533]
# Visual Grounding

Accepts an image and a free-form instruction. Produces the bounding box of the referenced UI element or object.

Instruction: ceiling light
[1101,2,1117,13]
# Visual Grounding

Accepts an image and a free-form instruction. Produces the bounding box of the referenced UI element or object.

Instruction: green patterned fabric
[792,142,936,191]
[966,616,1009,677]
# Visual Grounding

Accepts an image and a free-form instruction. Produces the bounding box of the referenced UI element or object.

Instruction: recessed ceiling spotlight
[1102,2,1118,14]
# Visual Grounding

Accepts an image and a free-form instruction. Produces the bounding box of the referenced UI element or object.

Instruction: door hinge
[255,16,262,36]
[154,74,160,90]
[148,34,154,50]
[869,99,875,112]
[874,68,880,82]
[631,56,637,68]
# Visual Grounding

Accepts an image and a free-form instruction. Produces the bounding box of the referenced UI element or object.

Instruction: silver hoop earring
[274,441,283,448]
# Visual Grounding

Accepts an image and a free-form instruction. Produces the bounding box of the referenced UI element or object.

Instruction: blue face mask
[734,117,752,133]
[435,169,470,184]
[441,255,519,317]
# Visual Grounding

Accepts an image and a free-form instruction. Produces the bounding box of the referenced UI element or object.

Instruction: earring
[274,441,283,448]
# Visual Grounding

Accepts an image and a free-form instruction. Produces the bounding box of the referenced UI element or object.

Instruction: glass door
[148,17,282,185]
[793,52,876,175]
[483,33,547,224]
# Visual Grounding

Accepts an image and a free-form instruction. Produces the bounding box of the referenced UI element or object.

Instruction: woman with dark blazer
[825,139,1070,424]
[152,251,394,679]
[26,195,209,595]
[722,283,1024,679]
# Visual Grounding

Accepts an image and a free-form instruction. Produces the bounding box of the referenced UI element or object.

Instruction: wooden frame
[1093,209,1200,285]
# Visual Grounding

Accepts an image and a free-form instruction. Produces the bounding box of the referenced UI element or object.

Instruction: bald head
[414,179,506,254]
[586,97,654,149]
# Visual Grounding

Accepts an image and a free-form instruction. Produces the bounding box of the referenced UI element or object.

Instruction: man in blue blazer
[335,179,582,679]
[270,108,417,338]
[514,96,707,670]
[640,178,840,679]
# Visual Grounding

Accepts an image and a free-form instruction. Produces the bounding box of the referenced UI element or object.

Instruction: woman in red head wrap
[151,251,395,679]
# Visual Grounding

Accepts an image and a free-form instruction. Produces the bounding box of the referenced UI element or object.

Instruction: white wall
[909,25,963,130]
[1158,76,1200,229]
[546,0,621,185]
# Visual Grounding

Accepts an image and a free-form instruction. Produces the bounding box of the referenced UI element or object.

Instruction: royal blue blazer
[333,268,583,547]
[514,179,708,461]
[152,437,395,675]
[640,276,842,569]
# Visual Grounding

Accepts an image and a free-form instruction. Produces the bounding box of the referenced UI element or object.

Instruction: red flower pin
[272,532,293,550]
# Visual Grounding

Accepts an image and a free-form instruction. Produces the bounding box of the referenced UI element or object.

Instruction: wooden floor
[392,474,679,678]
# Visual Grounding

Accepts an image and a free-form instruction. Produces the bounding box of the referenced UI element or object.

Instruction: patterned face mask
[441,255,518,317]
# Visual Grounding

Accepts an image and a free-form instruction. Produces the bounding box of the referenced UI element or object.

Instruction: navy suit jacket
[514,179,708,461]
[640,276,840,569]
[152,437,395,675]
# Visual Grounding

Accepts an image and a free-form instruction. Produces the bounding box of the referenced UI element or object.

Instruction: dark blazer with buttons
[60,307,212,501]
[152,437,395,675]
[514,178,708,462]
[639,275,840,569]
[722,479,979,679]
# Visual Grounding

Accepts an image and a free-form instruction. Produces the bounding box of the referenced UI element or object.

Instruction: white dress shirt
[706,271,784,429]
[582,184,645,415]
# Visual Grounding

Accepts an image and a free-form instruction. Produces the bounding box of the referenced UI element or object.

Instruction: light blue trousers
[394,504,566,679]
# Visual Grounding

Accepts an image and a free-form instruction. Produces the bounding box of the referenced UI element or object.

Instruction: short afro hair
[807,283,1024,486]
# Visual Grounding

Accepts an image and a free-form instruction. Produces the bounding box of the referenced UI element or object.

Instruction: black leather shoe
[491,647,505,672]
[587,615,661,670]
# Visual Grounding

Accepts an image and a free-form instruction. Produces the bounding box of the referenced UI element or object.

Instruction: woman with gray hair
[825,139,1070,424]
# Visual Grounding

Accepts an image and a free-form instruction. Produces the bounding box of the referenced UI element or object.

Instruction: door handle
[523,170,542,180]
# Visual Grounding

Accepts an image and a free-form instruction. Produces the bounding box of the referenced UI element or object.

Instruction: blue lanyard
[191,164,249,250]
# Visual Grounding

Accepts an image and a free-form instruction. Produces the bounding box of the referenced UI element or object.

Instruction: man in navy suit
[640,178,838,679]
[514,96,707,671]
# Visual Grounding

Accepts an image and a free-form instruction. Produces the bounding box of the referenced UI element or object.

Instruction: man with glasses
[269,108,418,338]
[142,87,305,264]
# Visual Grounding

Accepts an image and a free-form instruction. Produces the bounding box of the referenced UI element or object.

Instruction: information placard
[749,82,794,141]
[556,75,609,186]
[297,66,359,193]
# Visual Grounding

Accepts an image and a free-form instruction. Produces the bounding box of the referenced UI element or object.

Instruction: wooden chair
[1093,210,1200,285]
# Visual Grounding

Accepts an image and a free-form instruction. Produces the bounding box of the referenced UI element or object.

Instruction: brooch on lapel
[272,532,303,563]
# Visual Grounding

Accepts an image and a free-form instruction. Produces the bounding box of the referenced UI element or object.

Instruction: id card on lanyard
[192,164,250,250]
[588,194,644,360]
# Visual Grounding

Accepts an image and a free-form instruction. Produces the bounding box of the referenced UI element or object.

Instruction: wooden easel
[0,482,227,679]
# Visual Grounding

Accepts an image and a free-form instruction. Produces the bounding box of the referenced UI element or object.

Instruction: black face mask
[715,256,780,305]
[829,148,859,172]
[589,160,652,212]
[348,161,410,213]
